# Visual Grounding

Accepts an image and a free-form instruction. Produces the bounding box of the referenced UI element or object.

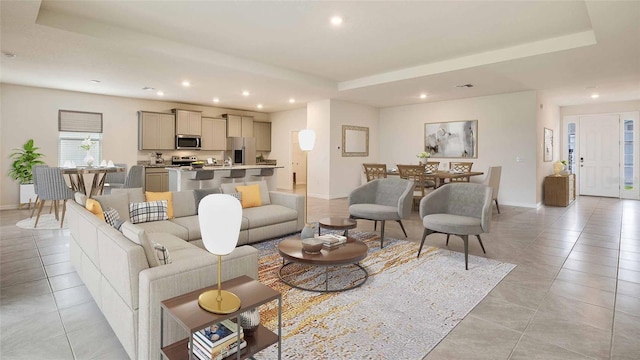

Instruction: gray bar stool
[251,168,274,181]
[190,170,215,189]
[222,169,246,184]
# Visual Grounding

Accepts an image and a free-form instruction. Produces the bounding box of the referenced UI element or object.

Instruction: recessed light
[157,91,164,96]
[142,86,155,91]
[455,84,474,88]
[90,80,101,84]
[420,94,427,99]
[182,80,191,87]
[2,52,16,58]
[242,90,250,96]
[330,16,343,26]
[257,104,264,109]
[289,98,296,104]
[591,93,600,99]
[212,97,220,103]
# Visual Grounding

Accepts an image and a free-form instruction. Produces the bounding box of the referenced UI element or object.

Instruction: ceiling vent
[455,84,474,88]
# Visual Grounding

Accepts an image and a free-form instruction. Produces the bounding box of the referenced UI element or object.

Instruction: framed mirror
[342,125,369,157]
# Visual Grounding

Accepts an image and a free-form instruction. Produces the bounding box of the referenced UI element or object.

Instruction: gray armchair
[348,178,414,248]
[417,183,493,270]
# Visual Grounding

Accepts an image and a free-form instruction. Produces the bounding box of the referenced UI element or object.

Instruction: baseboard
[0,204,21,211]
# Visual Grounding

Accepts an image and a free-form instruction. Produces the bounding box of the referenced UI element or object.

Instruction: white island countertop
[166,165,283,172]
[166,165,281,191]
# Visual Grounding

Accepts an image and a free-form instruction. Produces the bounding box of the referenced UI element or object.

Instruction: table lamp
[298,129,316,223]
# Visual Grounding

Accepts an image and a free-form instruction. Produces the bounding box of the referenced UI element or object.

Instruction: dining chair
[33,167,75,228]
[424,161,440,173]
[482,166,502,213]
[29,164,49,218]
[397,164,430,210]
[417,183,493,270]
[124,165,144,188]
[362,163,387,182]
[449,162,474,182]
[103,163,127,194]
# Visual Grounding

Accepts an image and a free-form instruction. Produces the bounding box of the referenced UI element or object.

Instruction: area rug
[15,214,68,230]
[252,231,515,359]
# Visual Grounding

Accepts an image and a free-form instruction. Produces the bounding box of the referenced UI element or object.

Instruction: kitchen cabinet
[138,111,175,150]
[173,109,202,136]
[145,167,169,192]
[201,117,227,150]
[544,174,575,206]
[224,114,253,138]
[254,121,271,152]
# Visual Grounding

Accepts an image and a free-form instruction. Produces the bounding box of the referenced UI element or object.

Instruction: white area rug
[16,214,68,230]
[253,231,515,359]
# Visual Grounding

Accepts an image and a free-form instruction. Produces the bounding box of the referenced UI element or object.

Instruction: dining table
[61,166,125,197]
[388,169,484,188]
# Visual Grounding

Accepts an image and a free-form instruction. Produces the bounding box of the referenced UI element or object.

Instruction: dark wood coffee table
[277,236,368,292]
[318,217,357,236]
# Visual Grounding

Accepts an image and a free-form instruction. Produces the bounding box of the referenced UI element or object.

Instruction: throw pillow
[103,208,124,231]
[74,192,87,206]
[129,200,168,224]
[228,192,242,201]
[93,192,130,222]
[245,180,271,205]
[120,222,159,267]
[153,243,172,265]
[85,199,105,221]
[145,191,174,219]
[193,188,220,213]
[112,187,145,203]
[220,182,243,195]
[235,184,262,209]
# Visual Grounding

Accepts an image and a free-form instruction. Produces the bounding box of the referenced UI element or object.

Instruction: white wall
[561,100,640,117]
[269,107,306,190]
[0,83,268,208]
[306,100,331,199]
[379,91,538,207]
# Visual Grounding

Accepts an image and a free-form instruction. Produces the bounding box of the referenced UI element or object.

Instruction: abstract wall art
[424,120,478,158]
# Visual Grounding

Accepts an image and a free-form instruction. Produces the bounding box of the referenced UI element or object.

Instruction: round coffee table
[318,217,357,236]
[277,236,368,292]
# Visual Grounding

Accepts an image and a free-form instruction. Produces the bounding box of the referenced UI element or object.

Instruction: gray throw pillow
[193,188,220,213]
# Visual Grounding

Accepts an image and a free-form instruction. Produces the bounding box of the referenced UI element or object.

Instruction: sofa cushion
[146,192,174,219]
[242,204,298,229]
[94,192,130,222]
[121,222,159,267]
[245,180,271,205]
[169,215,201,241]
[349,204,401,221]
[220,182,240,195]
[112,187,145,203]
[134,220,190,240]
[193,188,219,213]
[129,200,168,224]
[235,184,262,209]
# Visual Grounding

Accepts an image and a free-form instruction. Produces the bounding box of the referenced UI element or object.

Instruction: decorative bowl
[301,238,323,254]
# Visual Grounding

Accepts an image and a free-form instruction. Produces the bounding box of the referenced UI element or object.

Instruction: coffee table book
[160,276,282,360]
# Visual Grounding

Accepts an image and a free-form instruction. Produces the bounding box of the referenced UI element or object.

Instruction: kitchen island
[167,165,282,192]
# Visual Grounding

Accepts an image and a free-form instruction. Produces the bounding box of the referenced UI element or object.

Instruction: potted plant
[416,151,431,165]
[8,139,45,206]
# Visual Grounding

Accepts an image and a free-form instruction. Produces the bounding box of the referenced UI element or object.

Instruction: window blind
[59,110,103,133]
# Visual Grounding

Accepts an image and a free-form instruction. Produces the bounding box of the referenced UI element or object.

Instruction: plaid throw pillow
[153,243,172,265]
[228,192,242,201]
[103,207,124,230]
[129,200,168,224]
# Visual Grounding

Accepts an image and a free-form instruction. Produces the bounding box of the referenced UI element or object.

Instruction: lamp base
[198,290,241,314]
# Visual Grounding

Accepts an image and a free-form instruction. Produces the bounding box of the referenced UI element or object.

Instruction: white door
[291,131,306,185]
[579,115,620,197]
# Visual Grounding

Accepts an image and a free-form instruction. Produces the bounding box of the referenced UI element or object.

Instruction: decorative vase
[301,223,315,239]
[239,307,260,336]
[84,151,95,167]
[552,161,564,176]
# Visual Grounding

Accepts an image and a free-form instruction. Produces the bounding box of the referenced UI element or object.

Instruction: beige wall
[269,107,306,190]
[379,91,538,207]
[306,100,331,199]
[536,93,561,204]
[0,83,268,208]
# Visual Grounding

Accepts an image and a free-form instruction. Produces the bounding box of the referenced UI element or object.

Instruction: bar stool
[190,170,215,189]
[222,169,246,183]
[250,168,274,181]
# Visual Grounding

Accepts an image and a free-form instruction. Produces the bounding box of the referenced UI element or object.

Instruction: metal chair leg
[397,220,408,238]
[34,200,46,228]
[476,235,486,253]
[495,199,500,214]
[462,235,469,270]
[380,220,386,248]
[446,234,450,246]
[374,220,377,231]
[417,228,429,258]
[29,196,40,218]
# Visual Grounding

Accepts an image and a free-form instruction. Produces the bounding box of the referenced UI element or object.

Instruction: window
[58,110,103,166]
[623,120,634,190]
[567,123,576,173]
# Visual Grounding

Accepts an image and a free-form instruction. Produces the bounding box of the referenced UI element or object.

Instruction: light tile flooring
[1,192,639,359]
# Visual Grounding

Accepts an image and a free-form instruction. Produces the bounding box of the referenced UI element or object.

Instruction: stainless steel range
[171,155,198,166]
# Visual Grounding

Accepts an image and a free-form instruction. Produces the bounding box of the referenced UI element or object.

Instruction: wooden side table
[544,174,576,206]
[160,276,282,360]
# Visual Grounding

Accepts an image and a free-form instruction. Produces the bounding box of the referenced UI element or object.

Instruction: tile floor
[1,193,639,359]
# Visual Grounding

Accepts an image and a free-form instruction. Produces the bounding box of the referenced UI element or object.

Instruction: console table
[160,276,281,360]
[544,174,576,207]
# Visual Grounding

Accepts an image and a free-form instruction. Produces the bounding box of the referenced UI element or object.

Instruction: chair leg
[60,200,68,228]
[462,235,469,270]
[53,200,59,221]
[29,196,40,218]
[397,220,408,238]
[495,199,500,214]
[417,228,430,258]
[374,220,377,231]
[446,234,450,246]
[34,200,46,228]
[476,235,486,254]
[380,220,386,248]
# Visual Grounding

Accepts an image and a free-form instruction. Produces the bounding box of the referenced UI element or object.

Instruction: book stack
[189,319,247,360]
[317,234,347,249]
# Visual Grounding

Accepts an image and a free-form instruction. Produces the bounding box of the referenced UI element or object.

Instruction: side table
[318,217,357,236]
[160,276,282,360]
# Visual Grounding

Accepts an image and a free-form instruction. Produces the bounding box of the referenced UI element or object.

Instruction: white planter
[20,183,37,205]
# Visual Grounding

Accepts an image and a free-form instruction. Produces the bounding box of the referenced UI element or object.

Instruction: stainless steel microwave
[175,135,201,150]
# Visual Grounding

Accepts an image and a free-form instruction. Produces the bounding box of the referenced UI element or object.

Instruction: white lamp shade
[298,129,316,151]
[198,194,242,255]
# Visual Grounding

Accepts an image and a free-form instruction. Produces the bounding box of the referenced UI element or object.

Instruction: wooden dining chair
[397,164,429,210]
[363,163,387,182]
[424,161,439,173]
[449,162,474,182]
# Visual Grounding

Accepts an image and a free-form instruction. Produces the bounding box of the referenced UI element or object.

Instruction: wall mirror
[342,125,369,157]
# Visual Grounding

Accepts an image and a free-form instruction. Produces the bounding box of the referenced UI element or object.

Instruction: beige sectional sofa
[66,185,304,360]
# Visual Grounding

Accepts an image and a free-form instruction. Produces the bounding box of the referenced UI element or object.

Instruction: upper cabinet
[224,114,253,138]
[253,121,271,152]
[173,109,202,136]
[201,117,227,150]
[138,111,176,150]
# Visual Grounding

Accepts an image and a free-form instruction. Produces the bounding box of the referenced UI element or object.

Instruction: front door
[579,114,620,197]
